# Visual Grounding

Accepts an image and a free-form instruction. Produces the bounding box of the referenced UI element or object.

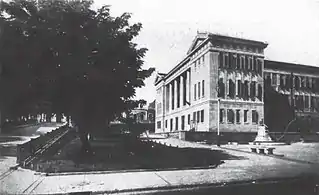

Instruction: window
[219,52,223,68]
[228,79,235,99]
[227,109,235,124]
[170,119,173,131]
[252,110,259,124]
[193,112,196,123]
[188,114,190,125]
[202,80,205,97]
[175,117,178,131]
[165,120,167,128]
[219,109,225,123]
[202,55,205,64]
[258,84,262,100]
[244,110,248,123]
[181,115,185,130]
[194,84,196,100]
[201,110,204,122]
[197,111,200,123]
[305,95,309,109]
[237,80,241,97]
[236,109,240,124]
[272,74,277,86]
[218,78,225,98]
[198,82,201,99]
[237,54,241,69]
[157,121,161,129]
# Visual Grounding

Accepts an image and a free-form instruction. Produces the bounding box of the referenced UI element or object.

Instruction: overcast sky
[94,0,319,104]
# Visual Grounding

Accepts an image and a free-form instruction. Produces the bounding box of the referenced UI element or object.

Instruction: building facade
[264,60,319,118]
[155,33,268,133]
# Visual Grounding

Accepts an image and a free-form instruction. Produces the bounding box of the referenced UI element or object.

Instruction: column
[169,83,173,112]
[186,70,190,105]
[180,74,184,107]
[255,81,258,100]
[235,79,238,98]
[174,79,178,110]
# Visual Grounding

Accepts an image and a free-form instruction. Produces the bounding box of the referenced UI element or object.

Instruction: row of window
[194,80,205,100]
[219,52,262,74]
[220,109,259,125]
[218,79,262,101]
[159,109,205,131]
[266,73,319,93]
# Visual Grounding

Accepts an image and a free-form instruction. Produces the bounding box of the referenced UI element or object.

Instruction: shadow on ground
[37,136,246,173]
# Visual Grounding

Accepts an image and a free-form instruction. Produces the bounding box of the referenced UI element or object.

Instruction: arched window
[227,109,235,124]
[228,79,235,99]
[252,110,259,124]
[218,78,225,98]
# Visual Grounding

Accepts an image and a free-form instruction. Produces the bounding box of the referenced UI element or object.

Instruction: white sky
[93,0,319,104]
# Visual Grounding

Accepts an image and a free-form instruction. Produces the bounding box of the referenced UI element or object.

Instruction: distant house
[131,100,155,124]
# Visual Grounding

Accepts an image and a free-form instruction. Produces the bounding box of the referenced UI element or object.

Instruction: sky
[93,0,319,104]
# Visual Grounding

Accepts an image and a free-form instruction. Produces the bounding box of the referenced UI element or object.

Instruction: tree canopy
[0,0,154,149]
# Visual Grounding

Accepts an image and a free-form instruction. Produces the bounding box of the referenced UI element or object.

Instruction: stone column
[186,70,190,105]
[180,74,184,107]
[174,79,178,110]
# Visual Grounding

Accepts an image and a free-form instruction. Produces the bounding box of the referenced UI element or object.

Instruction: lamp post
[217,98,221,146]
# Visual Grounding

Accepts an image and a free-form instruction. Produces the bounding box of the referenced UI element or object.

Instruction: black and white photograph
[0,0,319,194]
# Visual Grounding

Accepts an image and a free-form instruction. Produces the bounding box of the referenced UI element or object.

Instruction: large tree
[0,0,155,152]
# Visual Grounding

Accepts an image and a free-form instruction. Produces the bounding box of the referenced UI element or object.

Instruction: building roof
[265,60,319,75]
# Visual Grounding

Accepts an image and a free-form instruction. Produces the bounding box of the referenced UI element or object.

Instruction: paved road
[0,137,318,194]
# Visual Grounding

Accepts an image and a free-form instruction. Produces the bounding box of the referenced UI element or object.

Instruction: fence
[16,125,73,167]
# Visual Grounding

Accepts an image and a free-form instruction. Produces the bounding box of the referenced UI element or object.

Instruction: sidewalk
[1,138,318,194]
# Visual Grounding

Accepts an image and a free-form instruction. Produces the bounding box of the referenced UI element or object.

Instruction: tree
[0,0,155,153]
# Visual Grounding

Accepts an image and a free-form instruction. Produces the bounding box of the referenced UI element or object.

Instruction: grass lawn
[36,135,243,173]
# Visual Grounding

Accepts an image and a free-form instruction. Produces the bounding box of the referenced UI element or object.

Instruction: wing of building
[154,32,319,134]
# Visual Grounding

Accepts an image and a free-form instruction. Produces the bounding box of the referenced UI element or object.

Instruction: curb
[51,175,319,195]
[39,164,220,176]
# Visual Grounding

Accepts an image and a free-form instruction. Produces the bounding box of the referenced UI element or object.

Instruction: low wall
[16,125,72,165]
[173,131,319,144]
[178,131,257,144]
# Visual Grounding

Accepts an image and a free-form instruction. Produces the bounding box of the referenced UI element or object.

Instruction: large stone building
[155,32,319,135]
[155,33,268,133]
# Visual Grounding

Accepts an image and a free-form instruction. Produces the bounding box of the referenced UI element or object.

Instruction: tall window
[197,111,200,123]
[272,74,277,86]
[237,80,241,97]
[252,110,259,124]
[219,52,223,68]
[170,118,173,131]
[198,82,201,99]
[228,79,235,99]
[157,121,161,129]
[218,78,225,98]
[236,109,240,124]
[202,80,205,97]
[181,115,185,130]
[244,110,248,123]
[188,114,190,125]
[201,110,204,122]
[220,109,225,123]
[193,112,196,123]
[227,109,235,124]
[165,120,167,128]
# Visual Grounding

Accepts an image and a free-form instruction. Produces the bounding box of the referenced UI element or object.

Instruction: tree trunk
[56,113,62,123]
